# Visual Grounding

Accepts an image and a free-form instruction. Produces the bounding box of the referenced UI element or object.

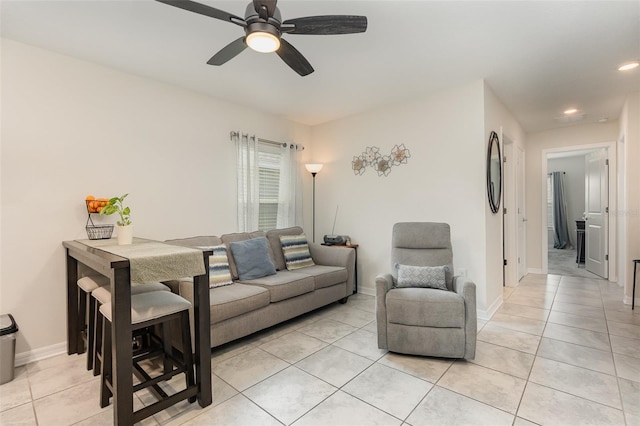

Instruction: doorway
[542,143,616,280]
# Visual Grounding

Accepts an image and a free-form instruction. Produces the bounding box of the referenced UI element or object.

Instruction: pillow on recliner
[229,237,276,281]
[395,264,449,290]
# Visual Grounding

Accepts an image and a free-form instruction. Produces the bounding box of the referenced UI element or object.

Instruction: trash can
[0,314,19,385]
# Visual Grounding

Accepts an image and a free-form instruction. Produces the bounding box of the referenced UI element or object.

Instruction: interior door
[585,149,608,278]
[516,146,526,281]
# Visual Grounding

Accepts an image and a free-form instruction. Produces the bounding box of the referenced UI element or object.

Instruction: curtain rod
[547,172,566,175]
[229,131,304,151]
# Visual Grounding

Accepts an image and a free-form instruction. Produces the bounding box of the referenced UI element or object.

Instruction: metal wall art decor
[352,144,411,177]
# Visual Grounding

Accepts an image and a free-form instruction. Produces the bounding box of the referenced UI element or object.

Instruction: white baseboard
[527,268,545,275]
[477,294,503,321]
[15,342,67,367]
[623,295,639,307]
[357,285,375,297]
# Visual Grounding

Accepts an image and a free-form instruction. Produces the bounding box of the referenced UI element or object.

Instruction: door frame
[540,141,617,281]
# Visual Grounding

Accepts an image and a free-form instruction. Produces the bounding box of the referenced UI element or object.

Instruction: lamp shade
[305,163,324,174]
[246,32,281,53]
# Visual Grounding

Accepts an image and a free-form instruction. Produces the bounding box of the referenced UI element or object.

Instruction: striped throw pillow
[198,245,233,288]
[280,234,315,270]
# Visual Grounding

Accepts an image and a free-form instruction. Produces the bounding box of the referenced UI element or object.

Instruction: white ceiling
[2,0,639,132]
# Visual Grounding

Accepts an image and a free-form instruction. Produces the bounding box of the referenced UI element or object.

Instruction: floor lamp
[305,163,323,243]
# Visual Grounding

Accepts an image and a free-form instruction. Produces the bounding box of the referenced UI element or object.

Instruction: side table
[322,243,359,294]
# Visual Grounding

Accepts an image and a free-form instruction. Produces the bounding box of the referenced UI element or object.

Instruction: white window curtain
[236,134,259,232]
[276,144,302,228]
[235,133,302,232]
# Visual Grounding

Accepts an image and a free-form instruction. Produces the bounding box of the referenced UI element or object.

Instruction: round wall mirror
[487,131,502,214]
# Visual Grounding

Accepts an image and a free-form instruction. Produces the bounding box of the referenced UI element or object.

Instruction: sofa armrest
[308,243,356,295]
[375,273,394,349]
[453,275,477,359]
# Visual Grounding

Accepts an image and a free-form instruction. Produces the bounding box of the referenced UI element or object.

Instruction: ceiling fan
[156,0,368,76]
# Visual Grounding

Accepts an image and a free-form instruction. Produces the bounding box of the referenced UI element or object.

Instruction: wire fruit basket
[86,223,114,240]
[85,200,114,240]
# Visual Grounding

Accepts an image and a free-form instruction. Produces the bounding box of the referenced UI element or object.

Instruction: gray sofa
[166,226,356,349]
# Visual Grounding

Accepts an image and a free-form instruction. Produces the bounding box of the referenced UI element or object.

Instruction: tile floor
[1,273,639,425]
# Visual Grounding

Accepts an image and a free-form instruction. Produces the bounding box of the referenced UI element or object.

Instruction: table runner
[77,238,205,283]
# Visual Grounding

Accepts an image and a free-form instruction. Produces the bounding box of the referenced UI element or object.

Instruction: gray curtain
[551,171,571,249]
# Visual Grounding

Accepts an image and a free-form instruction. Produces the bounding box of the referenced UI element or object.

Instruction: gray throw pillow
[229,237,276,281]
[395,264,450,290]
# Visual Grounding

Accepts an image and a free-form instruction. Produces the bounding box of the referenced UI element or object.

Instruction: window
[257,143,281,231]
[235,134,301,232]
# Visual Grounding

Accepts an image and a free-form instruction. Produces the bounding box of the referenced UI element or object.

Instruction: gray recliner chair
[376,222,476,359]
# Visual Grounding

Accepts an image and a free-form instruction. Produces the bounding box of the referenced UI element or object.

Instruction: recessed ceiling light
[618,61,639,71]
[564,108,579,115]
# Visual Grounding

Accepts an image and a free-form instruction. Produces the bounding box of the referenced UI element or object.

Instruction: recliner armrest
[453,275,477,359]
[375,273,394,295]
[452,275,476,302]
[375,273,394,350]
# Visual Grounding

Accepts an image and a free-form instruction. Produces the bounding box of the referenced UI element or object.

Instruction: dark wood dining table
[63,238,212,425]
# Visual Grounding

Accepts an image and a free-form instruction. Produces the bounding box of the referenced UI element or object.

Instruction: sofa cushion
[280,234,315,270]
[229,237,277,281]
[294,265,348,290]
[238,271,315,302]
[210,283,270,324]
[266,226,304,271]
[386,287,465,328]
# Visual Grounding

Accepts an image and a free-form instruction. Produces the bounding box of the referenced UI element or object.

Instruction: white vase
[116,225,133,245]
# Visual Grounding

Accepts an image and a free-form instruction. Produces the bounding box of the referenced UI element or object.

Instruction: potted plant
[100,193,133,245]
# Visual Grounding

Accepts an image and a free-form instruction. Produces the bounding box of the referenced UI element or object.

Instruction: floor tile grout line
[511,275,621,422]
[600,284,630,424]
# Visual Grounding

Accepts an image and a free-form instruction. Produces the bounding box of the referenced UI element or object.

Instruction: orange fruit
[86,195,95,201]
[96,206,103,213]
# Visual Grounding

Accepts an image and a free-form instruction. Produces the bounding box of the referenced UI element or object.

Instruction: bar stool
[98,291,196,423]
[77,275,109,369]
[91,282,170,376]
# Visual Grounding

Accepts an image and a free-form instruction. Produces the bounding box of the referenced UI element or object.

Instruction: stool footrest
[132,364,188,394]
[132,386,198,424]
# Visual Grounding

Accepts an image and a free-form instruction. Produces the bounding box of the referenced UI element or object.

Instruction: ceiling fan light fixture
[246,31,280,53]
[618,61,639,71]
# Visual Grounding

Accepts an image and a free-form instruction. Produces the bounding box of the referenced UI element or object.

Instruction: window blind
[258,143,281,231]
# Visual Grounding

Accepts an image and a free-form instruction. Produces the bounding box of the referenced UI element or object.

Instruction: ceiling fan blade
[282,16,367,35]
[207,37,247,66]
[253,0,277,18]
[155,0,244,26]
[276,38,314,76]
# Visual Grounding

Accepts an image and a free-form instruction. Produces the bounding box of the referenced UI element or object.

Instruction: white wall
[482,82,526,312]
[618,92,640,305]
[0,39,311,358]
[310,80,504,315]
[548,155,587,247]
[525,122,619,272]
